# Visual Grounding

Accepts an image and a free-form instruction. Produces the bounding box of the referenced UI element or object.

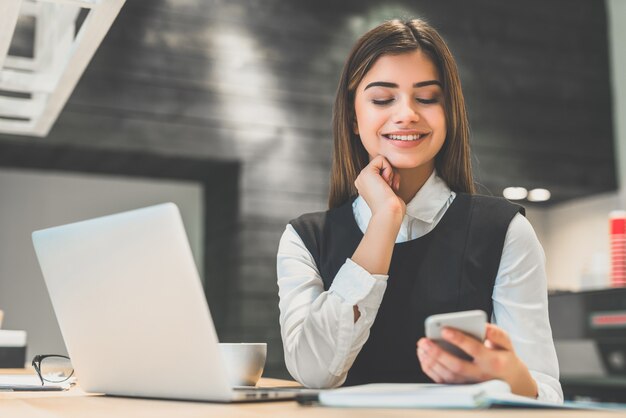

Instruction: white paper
[318,380,510,409]
[0,374,72,390]
[318,380,613,410]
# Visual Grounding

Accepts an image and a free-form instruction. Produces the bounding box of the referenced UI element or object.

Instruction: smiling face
[353,50,446,174]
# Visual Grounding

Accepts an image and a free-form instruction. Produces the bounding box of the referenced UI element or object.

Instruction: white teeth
[387,134,424,141]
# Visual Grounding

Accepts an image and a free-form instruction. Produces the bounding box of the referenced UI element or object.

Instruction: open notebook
[0,374,73,391]
[316,380,622,410]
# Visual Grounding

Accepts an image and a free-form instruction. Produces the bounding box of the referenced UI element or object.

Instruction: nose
[393,98,420,125]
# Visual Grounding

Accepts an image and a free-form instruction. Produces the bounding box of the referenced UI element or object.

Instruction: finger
[417,337,434,353]
[393,172,400,191]
[485,324,513,351]
[371,154,391,168]
[378,159,393,183]
[366,155,383,178]
[380,166,391,183]
[429,359,465,383]
[418,339,453,382]
[419,346,467,384]
[387,168,396,190]
[369,154,388,171]
[417,339,440,370]
[369,154,385,166]
[441,328,485,359]
[420,338,483,381]
[386,170,394,187]
[417,348,445,383]
[432,344,484,381]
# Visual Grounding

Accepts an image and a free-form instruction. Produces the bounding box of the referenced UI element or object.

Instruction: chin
[385,155,433,170]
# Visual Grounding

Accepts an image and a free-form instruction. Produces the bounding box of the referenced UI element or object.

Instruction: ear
[352,119,359,135]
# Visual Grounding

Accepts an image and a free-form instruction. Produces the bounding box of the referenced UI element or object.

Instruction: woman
[277,18,562,402]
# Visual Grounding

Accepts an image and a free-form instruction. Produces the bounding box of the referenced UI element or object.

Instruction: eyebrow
[363,80,442,90]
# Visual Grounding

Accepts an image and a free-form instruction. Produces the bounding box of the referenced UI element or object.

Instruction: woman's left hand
[416,324,538,398]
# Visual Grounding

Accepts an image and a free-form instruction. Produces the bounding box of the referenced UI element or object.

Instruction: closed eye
[417,98,439,104]
[372,98,394,106]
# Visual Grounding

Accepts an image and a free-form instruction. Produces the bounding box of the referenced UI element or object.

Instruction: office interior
[0,0,625,404]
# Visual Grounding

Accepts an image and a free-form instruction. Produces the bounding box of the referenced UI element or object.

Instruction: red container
[610,211,626,287]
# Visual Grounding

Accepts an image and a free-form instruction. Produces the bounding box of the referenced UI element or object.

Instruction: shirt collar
[405,169,453,223]
[354,169,452,225]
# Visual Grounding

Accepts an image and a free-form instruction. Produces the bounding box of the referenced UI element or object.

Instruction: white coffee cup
[219,343,267,387]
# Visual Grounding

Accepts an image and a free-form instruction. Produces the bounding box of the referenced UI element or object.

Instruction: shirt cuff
[328,258,388,305]
[531,372,564,403]
[326,258,387,376]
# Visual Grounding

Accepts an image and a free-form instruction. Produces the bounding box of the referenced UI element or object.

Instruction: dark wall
[0,0,615,378]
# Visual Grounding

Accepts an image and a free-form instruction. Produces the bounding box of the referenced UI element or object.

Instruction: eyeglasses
[31,354,74,386]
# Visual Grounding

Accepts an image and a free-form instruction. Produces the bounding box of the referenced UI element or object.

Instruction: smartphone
[424,310,487,361]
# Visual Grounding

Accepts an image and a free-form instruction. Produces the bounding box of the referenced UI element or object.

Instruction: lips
[382,132,430,141]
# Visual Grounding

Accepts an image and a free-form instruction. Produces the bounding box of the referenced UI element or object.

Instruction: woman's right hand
[350,155,405,280]
[354,155,406,221]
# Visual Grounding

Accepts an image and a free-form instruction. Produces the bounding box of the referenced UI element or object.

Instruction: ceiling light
[528,188,551,202]
[0,0,125,137]
[503,187,528,200]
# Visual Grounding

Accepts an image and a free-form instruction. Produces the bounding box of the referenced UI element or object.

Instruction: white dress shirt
[277,170,563,403]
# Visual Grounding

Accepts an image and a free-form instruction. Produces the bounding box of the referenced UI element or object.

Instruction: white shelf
[0,0,125,137]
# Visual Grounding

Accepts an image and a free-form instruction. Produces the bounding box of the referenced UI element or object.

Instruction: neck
[397,164,435,203]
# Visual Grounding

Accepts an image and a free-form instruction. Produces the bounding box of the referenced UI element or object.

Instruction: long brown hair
[329,19,474,209]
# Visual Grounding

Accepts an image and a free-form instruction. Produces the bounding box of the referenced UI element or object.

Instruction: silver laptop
[32,203,301,402]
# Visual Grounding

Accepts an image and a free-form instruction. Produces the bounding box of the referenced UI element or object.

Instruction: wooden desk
[0,370,623,417]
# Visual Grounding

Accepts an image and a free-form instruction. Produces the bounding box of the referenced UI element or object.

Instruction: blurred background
[0,0,625,400]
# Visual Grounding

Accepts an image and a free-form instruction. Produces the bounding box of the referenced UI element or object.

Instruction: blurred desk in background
[549,287,626,402]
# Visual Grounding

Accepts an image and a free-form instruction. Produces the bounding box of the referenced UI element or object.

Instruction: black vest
[289,193,524,386]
